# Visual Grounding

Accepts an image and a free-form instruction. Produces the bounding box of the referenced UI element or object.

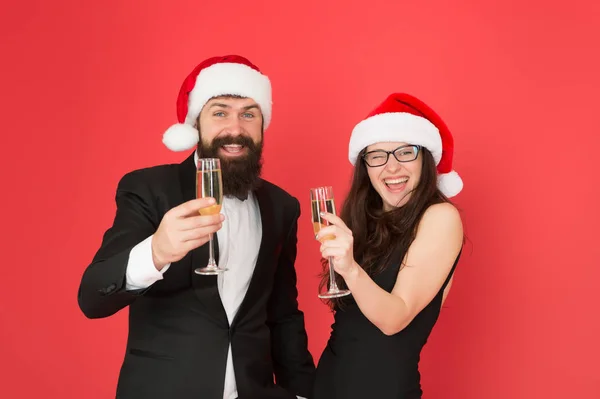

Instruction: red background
[1,0,599,398]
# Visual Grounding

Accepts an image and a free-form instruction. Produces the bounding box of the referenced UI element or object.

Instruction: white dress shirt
[124,153,305,399]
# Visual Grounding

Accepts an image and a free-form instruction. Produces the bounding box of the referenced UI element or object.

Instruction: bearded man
[77,55,315,399]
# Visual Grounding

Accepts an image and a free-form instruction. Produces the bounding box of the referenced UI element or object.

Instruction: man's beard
[197,134,263,200]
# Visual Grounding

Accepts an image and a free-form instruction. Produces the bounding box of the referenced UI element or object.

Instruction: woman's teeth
[385,177,408,186]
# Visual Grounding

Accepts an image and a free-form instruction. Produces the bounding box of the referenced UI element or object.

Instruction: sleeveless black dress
[312,247,460,399]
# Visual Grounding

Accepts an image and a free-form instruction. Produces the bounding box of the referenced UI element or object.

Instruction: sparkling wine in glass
[310,186,351,299]
[194,158,227,275]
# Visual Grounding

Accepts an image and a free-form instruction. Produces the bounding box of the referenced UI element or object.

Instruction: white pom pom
[162,123,199,152]
[437,170,463,198]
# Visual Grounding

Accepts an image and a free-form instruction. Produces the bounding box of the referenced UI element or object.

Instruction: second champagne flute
[194,158,227,275]
[310,186,351,299]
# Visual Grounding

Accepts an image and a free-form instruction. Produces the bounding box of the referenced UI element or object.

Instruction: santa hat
[162,55,272,151]
[348,93,463,197]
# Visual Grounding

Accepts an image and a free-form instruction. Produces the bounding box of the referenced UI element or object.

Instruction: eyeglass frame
[361,144,422,167]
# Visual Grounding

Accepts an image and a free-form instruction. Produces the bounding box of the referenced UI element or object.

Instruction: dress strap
[441,247,462,290]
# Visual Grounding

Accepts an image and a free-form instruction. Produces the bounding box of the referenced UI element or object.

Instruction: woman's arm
[318,202,462,335]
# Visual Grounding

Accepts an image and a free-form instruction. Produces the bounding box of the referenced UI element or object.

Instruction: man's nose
[224,117,243,135]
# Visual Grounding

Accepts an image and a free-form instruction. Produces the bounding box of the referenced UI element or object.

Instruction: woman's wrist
[340,261,362,284]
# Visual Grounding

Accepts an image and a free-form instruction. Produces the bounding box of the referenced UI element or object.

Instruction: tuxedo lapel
[178,152,228,327]
[231,181,277,327]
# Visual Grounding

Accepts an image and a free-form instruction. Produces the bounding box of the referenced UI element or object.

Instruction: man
[77,55,316,399]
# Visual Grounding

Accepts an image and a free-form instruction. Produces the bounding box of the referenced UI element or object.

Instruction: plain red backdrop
[1,0,599,398]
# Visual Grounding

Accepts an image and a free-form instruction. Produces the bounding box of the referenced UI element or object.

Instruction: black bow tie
[230,193,249,201]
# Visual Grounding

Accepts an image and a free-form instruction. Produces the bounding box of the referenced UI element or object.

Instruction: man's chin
[219,156,252,169]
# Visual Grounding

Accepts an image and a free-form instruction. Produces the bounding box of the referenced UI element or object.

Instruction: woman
[312,93,464,398]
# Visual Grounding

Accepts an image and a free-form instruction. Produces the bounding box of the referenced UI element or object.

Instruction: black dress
[312,247,460,399]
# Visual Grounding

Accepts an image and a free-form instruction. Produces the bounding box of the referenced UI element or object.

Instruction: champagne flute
[194,158,227,275]
[310,186,351,299]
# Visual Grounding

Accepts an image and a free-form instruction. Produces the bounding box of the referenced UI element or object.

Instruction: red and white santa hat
[348,93,463,197]
[162,55,272,152]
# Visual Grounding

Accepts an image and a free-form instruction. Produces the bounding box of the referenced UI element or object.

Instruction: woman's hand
[315,212,359,278]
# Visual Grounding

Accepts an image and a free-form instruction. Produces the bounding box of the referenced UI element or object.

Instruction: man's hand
[151,198,224,270]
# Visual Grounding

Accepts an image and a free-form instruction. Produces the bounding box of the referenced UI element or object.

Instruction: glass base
[318,289,351,299]
[194,266,228,275]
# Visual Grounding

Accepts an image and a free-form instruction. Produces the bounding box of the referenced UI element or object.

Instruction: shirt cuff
[125,235,170,290]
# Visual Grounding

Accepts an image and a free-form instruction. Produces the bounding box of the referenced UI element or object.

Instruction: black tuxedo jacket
[77,153,315,399]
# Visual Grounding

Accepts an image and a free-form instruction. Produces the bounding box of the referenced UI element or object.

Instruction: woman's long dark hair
[318,147,454,310]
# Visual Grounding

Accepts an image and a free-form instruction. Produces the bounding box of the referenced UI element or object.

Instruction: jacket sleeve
[77,170,161,319]
[267,198,316,398]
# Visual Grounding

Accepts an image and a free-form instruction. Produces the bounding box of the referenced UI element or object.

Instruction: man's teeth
[385,178,408,185]
[223,145,243,152]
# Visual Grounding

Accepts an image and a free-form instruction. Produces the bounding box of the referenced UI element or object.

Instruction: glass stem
[208,233,217,268]
[328,256,338,292]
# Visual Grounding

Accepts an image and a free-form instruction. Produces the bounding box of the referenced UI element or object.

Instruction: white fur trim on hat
[437,170,463,198]
[162,123,199,152]
[348,112,442,165]
[187,62,272,128]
